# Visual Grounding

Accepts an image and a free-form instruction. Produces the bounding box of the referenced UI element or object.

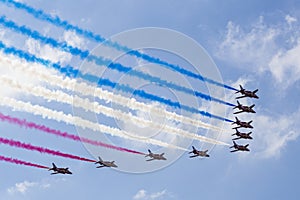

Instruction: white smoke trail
[0,55,223,132]
[0,96,189,151]
[0,75,229,146]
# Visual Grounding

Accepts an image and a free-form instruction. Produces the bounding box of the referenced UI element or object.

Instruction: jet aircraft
[95,156,118,168]
[145,149,167,161]
[236,85,259,99]
[232,128,253,140]
[232,117,253,129]
[230,141,250,152]
[233,101,256,114]
[188,146,210,158]
[48,163,72,175]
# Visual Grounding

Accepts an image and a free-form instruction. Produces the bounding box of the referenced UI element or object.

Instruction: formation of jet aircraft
[230,85,259,153]
[42,84,260,175]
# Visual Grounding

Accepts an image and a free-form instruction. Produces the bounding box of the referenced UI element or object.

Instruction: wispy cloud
[253,109,300,159]
[63,30,87,49]
[25,38,72,64]
[6,178,66,196]
[7,180,50,195]
[216,14,300,88]
[133,189,173,200]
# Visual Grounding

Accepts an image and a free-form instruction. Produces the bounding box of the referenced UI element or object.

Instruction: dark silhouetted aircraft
[232,128,253,140]
[236,85,259,99]
[233,101,256,114]
[188,146,209,158]
[95,156,118,168]
[232,117,253,129]
[230,141,250,152]
[48,163,72,175]
[145,149,167,161]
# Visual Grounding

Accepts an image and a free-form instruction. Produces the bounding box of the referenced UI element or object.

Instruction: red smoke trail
[0,137,96,162]
[0,154,48,169]
[0,112,145,155]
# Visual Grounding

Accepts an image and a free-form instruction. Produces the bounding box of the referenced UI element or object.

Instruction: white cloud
[217,14,300,88]
[63,31,86,49]
[7,181,38,195]
[217,16,279,69]
[253,110,300,159]
[285,15,297,27]
[6,178,66,196]
[25,38,72,64]
[133,189,147,199]
[133,189,170,200]
[149,190,167,199]
[268,40,300,86]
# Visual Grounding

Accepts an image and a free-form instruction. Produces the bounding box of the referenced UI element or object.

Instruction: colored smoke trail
[0,137,96,162]
[0,54,224,131]
[0,75,229,146]
[0,41,233,122]
[0,112,145,155]
[0,0,238,91]
[0,96,189,151]
[0,16,235,107]
[0,154,48,169]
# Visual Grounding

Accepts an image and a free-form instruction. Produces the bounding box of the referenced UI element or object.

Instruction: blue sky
[0,0,300,199]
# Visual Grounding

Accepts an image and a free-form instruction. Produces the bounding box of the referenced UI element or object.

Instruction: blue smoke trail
[0,16,235,107]
[0,0,238,92]
[0,41,233,123]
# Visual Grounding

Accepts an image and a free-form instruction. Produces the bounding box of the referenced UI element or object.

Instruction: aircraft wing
[146,158,155,161]
[230,149,239,153]
[189,155,199,158]
[236,95,246,99]
[233,110,244,114]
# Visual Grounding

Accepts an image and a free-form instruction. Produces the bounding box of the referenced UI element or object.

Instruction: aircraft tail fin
[235,85,243,93]
[49,163,56,171]
[254,89,258,93]
[230,141,236,148]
